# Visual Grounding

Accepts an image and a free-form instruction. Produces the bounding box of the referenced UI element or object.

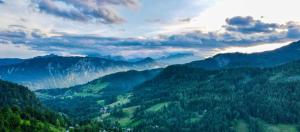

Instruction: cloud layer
[167,16,300,47]
[225,16,281,34]
[0,16,300,59]
[31,0,139,24]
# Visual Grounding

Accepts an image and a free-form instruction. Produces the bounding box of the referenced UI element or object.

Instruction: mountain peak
[35,54,60,58]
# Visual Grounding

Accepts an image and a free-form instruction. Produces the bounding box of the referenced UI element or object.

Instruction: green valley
[37,69,161,121]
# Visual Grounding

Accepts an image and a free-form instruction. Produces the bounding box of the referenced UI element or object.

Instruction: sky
[0,0,300,60]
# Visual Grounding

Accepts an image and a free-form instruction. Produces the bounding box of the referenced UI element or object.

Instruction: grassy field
[262,123,298,132]
[80,82,109,94]
[145,102,170,112]
[108,94,132,107]
[108,106,139,127]
[234,119,298,132]
[234,120,249,132]
[97,100,105,105]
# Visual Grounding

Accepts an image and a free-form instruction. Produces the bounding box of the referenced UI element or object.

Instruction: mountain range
[188,40,300,69]
[4,40,300,90]
[3,40,300,131]
[0,54,163,90]
[36,41,300,131]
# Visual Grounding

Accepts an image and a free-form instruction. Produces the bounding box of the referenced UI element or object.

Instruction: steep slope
[36,68,162,121]
[0,55,162,90]
[0,80,40,108]
[0,80,68,132]
[187,40,300,69]
[101,61,300,131]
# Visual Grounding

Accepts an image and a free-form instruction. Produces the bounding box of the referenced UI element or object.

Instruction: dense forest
[125,61,300,131]
[0,80,120,132]
[0,106,68,132]
[0,80,41,108]
[0,80,69,131]
[35,59,300,132]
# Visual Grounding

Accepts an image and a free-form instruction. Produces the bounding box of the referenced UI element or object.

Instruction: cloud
[0,43,46,59]
[0,0,3,4]
[1,16,300,60]
[286,22,300,39]
[225,16,281,34]
[226,16,254,26]
[0,31,26,38]
[0,30,29,44]
[31,0,140,24]
[163,16,300,47]
[146,18,163,24]
[178,18,192,23]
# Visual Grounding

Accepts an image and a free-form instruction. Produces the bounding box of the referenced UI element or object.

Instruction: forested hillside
[187,41,300,70]
[103,61,300,131]
[0,80,40,108]
[0,80,69,131]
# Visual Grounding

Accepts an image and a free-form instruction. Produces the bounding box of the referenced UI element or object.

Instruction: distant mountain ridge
[0,55,163,90]
[0,58,23,66]
[157,53,201,65]
[187,40,300,69]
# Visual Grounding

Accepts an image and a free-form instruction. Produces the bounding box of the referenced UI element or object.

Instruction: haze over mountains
[0,54,164,90]
[1,40,300,91]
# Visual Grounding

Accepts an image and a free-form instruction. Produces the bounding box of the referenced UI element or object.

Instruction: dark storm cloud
[225,16,281,34]
[31,0,139,24]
